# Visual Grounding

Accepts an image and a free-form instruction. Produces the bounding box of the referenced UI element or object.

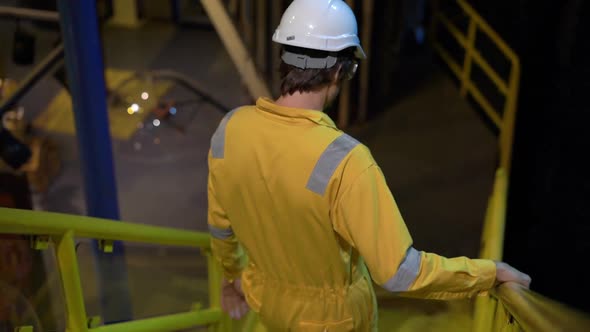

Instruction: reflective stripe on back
[383,247,422,292]
[209,225,234,240]
[211,109,238,159]
[306,134,360,195]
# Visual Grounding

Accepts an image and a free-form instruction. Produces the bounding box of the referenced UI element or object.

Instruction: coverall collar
[256,97,338,129]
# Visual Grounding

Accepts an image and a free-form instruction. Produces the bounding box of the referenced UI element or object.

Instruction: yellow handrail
[432,0,520,175]
[473,168,509,331]
[478,168,507,261]
[432,2,590,331]
[493,283,590,332]
[473,167,590,331]
[0,207,226,332]
[0,208,209,247]
[90,309,222,332]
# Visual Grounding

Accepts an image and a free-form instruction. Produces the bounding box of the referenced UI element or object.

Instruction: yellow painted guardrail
[473,169,590,331]
[432,0,520,175]
[0,207,230,332]
[472,168,513,331]
[433,2,590,331]
[1,188,589,332]
[492,282,590,331]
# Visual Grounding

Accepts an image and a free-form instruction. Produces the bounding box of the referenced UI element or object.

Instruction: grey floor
[2,19,496,328]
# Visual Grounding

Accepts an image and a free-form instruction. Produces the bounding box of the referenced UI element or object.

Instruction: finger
[221,290,236,313]
[230,296,240,310]
[521,273,532,288]
[239,300,250,318]
[235,300,246,319]
[224,295,236,314]
[222,298,233,315]
[231,308,239,319]
[226,297,236,319]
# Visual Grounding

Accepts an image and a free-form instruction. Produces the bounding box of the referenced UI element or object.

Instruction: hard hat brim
[272,30,367,60]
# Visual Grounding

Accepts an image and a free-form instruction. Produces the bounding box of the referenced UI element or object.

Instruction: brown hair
[279,46,357,96]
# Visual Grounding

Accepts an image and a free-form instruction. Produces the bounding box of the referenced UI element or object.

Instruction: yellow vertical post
[460,19,477,97]
[206,249,228,332]
[473,296,497,332]
[491,169,507,260]
[499,60,521,175]
[54,230,89,332]
[201,0,271,100]
[474,169,508,331]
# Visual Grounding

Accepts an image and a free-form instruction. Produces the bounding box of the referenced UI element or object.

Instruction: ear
[332,64,343,84]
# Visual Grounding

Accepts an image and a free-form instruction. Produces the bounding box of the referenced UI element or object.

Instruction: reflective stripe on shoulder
[209,225,234,240]
[383,247,422,292]
[306,133,360,195]
[211,109,238,159]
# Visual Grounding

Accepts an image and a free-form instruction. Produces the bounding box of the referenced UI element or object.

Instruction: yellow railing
[433,2,590,331]
[472,168,590,331]
[493,282,590,332]
[0,207,229,332]
[472,168,514,331]
[432,0,520,175]
[478,169,508,262]
[2,191,589,332]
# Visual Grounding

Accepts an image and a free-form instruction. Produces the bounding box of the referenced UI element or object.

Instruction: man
[208,0,531,330]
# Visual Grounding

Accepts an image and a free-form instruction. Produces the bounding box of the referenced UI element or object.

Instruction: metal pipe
[0,44,64,115]
[55,231,90,332]
[0,6,59,22]
[57,0,120,235]
[0,207,211,248]
[89,308,222,332]
[201,0,271,99]
[57,0,132,323]
[492,282,590,331]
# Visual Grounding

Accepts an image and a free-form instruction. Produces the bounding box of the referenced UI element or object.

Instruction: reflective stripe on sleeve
[211,109,237,159]
[383,247,422,292]
[306,134,360,195]
[209,225,234,240]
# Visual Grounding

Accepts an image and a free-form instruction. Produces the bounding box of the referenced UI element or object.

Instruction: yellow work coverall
[208,98,496,331]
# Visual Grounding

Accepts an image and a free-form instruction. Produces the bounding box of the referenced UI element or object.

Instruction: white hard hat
[272,0,366,62]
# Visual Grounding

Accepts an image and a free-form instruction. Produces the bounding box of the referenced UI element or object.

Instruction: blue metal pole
[57,0,132,323]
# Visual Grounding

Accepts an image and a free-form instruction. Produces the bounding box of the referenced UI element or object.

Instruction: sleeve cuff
[473,259,497,296]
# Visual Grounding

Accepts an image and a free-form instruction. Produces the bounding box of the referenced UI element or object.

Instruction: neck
[275,88,330,111]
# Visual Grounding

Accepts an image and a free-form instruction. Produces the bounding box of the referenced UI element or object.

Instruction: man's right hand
[221,278,250,320]
[495,262,532,288]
